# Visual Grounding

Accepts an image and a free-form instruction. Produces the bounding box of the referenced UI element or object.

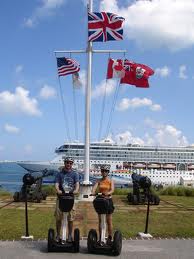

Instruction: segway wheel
[48,228,55,252]
[87,229,97,253]
[112,230,122,256]
[73,228,80,253]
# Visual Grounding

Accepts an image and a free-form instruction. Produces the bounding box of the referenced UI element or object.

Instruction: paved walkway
[0,239,194,259]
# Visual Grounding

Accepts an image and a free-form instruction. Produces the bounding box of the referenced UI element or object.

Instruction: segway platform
[47,193,80,253]
[48,228,79,252]
[87,194,122,256]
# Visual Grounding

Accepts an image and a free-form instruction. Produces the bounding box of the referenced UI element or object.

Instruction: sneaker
[97,240,105,246]
[61,240,65,245]
[106,236,112,246]
[67,236,73,243]
[55,236,60,243]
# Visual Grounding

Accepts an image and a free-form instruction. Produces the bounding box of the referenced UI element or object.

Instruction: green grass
[0,208,55,240]
[113,195,194,238]
[0,195,194,240]
[0,189,12,197]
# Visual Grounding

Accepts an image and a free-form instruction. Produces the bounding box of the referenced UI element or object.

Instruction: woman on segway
[91,164,115,245]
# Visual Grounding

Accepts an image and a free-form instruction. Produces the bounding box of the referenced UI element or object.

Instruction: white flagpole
[83,0,93,185]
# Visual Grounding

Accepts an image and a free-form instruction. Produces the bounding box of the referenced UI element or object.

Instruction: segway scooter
[47,192,80,252]
[87,193,122,256]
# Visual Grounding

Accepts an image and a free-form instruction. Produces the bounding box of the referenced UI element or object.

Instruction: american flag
[57,57,80,77]
[88,12,125,42]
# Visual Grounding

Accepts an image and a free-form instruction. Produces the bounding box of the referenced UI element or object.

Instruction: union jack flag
[57,57,80,77]
[88,12,125,42]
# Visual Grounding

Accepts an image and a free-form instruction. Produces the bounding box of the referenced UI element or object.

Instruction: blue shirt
[55,169,79,192]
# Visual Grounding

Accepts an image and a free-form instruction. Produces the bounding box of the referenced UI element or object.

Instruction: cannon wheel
[13,192,20,202]
[87,229,97,253]
[74,228,80,253]
[36,193,42,203]
[154,195,160,205]
[132,195,138,205]
[112,230,122,256]
[127,193,132,202]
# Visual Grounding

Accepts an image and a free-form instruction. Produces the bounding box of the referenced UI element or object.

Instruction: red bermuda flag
[120,60,154,88]
[106,58,125,79]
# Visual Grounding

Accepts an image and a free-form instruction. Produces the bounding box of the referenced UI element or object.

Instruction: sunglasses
[65,161,73,165]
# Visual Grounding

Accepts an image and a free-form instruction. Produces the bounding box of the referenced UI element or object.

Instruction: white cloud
[100,0,118,13]
[115,131,145,146]
[92,79,117,99]
[4,124,20,134]
[150,104,161,111]
[154,125,188,146]
[107,118,189,147]
[24,0,66,27]
[39,84,56,99]
[100,0,194,51]
[179,65,188,79]
[15,65,23,74]
[144,119,189,146]
[155,66,170,77]
[116,97,161,111]
[0,87,42,116]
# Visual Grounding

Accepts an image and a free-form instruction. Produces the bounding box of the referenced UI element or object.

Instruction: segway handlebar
[57,191,74,198]
[90,193,111,198]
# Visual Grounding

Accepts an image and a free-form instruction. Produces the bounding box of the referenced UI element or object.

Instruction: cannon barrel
[131,173,151,189]
[22,169,54,186]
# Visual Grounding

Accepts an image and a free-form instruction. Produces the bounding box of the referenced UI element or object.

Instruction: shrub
[185,188,193,197]
[167,186,177,196]
[113,188,131,195]
[176,187,186,196]
[160,186,194,197]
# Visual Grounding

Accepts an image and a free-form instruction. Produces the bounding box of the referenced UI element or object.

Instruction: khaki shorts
[54,198,76,222]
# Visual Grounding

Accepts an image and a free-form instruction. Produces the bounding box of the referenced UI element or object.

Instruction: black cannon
[13,169,54,203]
[127,173,160,205]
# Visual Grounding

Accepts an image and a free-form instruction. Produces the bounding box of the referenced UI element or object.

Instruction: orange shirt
[98,177,112,194]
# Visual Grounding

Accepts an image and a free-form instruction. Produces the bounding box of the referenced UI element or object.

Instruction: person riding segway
[87,164,122,256]
[47,157,80,252]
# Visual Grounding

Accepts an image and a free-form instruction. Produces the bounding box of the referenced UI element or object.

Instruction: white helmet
[63,157,74,163]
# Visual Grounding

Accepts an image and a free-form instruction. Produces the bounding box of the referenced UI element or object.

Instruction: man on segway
[55,157,79,243]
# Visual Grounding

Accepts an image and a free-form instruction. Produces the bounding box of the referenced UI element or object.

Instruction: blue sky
[1,0,194,161]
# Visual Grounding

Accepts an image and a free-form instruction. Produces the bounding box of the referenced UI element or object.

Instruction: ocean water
[0,163,28,193]
[0,163,129,193]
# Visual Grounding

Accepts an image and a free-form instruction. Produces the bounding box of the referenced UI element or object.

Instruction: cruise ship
[16,139,194,186]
